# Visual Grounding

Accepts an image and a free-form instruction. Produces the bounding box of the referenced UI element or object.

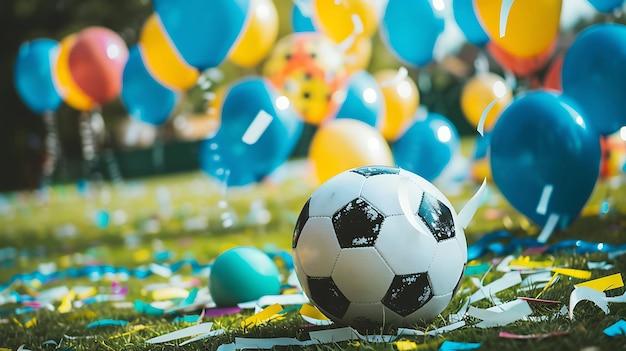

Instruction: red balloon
[543,53,563,92]
[487,39,555,78]
[68,27,129,105]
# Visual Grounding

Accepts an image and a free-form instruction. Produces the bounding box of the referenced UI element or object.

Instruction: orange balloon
[543,53,563,92]
[55,34,95,111]
[487,39,555,78]
[474,0,561,58]
[460,72,512,131]
[309,118,393,184]
[374,69,419,141]
[229,0,279,67]
[140,14,199,90]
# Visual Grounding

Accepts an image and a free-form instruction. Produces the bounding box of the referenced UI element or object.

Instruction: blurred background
[0,0,612,192]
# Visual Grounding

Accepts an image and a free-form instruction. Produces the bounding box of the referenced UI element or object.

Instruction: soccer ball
[292,166,467,330]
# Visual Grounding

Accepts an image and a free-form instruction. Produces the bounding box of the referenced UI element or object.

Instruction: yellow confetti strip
[58,290,76,313]
[109,325,149,339]
[151,287,189,301]
[75,287,97,300]
[575,273,624,292]
[300,304,329,321]
[394,340,418,351]
[509,256,553,270]
[0,348,12,351]
[133,249,150,262]
[24,317,37,328]
[551,268,592,279]
[241,304,283,328]
[65,310,97,322]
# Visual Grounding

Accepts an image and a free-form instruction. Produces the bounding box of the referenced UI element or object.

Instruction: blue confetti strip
[467,230,626,261]
[87,319,129,328]
[439,340,481,351]
[604,319,626,337]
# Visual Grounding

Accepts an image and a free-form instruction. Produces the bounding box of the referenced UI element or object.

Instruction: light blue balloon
[392,111,459,182]
[380,0,444,67]
[588,0,624,13]
[121,46,179,126]
[209,246,280,307]
[14,39,62,114]
[562,23,626,135]
[334,70,383,128]
[490,91,601,228]
[200,77,303,186]
[452,0,489,46]
[154,0,250,70]
[292,2,316,33]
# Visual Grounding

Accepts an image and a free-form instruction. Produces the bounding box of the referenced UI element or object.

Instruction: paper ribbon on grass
[569,286,609,319]
[468,299,533,328]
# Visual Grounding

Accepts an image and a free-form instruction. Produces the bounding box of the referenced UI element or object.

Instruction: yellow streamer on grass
[575,273,624,292]
[241,303,284,328]
[551,268,592,279]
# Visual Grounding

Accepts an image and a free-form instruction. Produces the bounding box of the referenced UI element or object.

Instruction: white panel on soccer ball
[293,250,311,296]
[400,169,456,211]
[427,240,466,296]
[403,293,453,325]
[308,171,366,217]
[453,224,468,261]
[360,173,423,216]
[342,302,404,328]
[296,217,342,277]
[332,247,394,303]
[375,216,437,275]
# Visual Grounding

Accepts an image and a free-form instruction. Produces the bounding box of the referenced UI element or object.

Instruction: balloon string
[79,111,99,182]
[42,111,63,182]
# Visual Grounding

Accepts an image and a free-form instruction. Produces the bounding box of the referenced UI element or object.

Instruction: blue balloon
[121,46,179,126]
[200,77,303,186]
[380,0,444,67]
[154,0,250,70]
[490,91,601,228]
[14,39,63,114]
[562,23,626,135]
[292,2,316,33]
[588,0,624,13]
[334,70,383,128]
[392,111,459,182]
[452,0,489,46]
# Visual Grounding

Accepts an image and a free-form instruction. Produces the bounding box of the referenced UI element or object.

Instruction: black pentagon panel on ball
[307,277,350,319]
[293,199,311,248]
[382,273,433,317]
[418,193,456,241]
[350,166,400,178]
[332,197,384,248]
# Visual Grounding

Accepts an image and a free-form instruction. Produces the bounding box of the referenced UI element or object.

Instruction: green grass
[1,163,626,351]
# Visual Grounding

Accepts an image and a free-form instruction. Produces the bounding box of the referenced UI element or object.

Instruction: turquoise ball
[209,246,281,307]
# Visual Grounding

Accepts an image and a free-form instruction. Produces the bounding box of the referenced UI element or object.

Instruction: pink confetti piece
[518,297,561,305]
[204,306,242,318]
[499,331,569,339]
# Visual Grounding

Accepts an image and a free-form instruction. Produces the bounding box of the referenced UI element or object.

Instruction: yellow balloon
[309,119,393,184]
[312,0,379,43]
[230,0,279,68]
[55,34,95,111]
[474,0,561,58]
[139,13,199,90]
[374,69,419,141]
[344,35,372,73]
[460,73,512,131]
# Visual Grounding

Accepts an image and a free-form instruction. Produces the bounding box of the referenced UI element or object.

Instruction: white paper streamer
[397,176,430,233]
[536,184,554,215]
[469,299,533,328]
[469,271,522,303]
[457,179,488,229]
[242,110,273,145]
[255,293,309,307]
[569,286,609,319]
[500,0,515,38]
[537,213,560,243]
[397,321,466,336]
[146,322,214,344]
[477,99,499,136]
[180,329,226,346]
